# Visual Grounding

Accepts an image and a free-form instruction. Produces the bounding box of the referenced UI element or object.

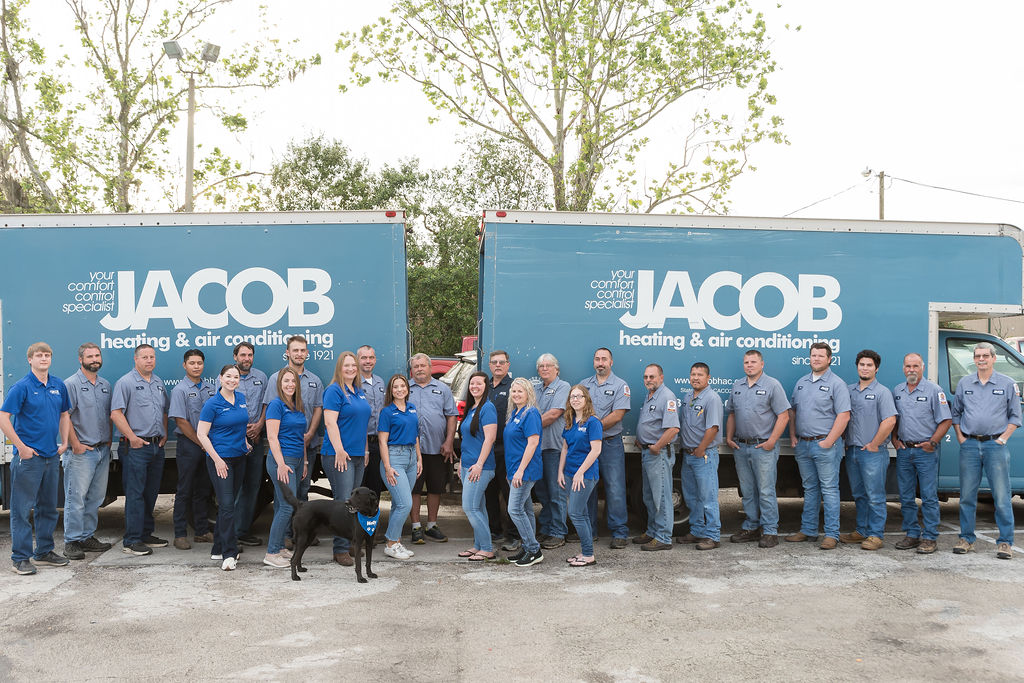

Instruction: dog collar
[357,510,380,536]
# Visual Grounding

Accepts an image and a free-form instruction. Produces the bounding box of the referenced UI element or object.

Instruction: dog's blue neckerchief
[358,510,380,536]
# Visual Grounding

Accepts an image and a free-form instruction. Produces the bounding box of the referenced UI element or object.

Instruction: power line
[784,179,870,217]
[890,176,1024,205]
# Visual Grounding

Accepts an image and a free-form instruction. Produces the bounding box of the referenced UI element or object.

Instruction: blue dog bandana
[358,511,380,536]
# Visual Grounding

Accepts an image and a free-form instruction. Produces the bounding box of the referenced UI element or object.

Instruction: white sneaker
[394,542,414,559]
[221,556,237,571]
[280,548,293,559]
[211,553,223,561]
[263,553,289,568]
[384,543,412,560]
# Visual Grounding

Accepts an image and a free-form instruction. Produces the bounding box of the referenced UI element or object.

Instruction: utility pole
[878,170,885,220]
[185,75,196,213]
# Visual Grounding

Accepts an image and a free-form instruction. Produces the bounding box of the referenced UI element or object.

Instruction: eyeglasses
[569,394,587,401]
[489,359,508,365]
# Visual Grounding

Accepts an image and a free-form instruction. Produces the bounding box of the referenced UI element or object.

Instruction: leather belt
[735,437,766,445]
[798,434,827,441]
[963,434,1001,442]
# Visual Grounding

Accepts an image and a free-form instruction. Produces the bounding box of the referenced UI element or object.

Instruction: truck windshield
[946,337,1024,398]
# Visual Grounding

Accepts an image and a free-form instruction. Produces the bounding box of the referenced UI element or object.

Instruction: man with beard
[230,342,270,547]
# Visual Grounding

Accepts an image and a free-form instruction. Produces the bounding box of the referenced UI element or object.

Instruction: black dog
[276,483,380,583]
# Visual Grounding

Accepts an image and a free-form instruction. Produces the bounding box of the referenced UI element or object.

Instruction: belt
[680,447,695,455]
[81,441,111,449]
[798,434,827,441]
[963,433,1001,442]
[367,434,379,442]
[122,435,161,441]
[603,434,621,441]
[735,437,766,445]
[902,440,928,448]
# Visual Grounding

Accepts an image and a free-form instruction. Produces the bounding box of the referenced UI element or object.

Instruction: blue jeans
[234,437,265,537]
[62,445,111,543]
[267,453,302,554]
[959,439,1014,544]
[733,442,780,535]
[462,467,495,552]
[323,454,366,553]
[381,444,418,542]
[589,436,628,539]
[681,447,721,541]
[568,479,598,556]
[641,445,675,544]
[172,437,212,538]
[9,454,60,562]
[896,447,940,540]
[508,480,540,553]
[535,448,568,537]
[206,456,245,559]
[794,438,843,539]
[845,447,888,539]
[121,441,165,546]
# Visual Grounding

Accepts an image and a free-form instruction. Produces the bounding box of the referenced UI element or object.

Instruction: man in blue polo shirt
[111,344,170,557]
[951,341,1022,559]
[786,342,850,550]
[168,349,216,550]
[580,348,632,550]
[891,352,951,555]
[0,342,72,575]
[229,342,269,547]
[840,350,897,551]
[62,342,114,560]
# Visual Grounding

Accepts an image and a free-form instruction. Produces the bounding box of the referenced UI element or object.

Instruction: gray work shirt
[361,373,386,434]
[168,377,217,433]
[111,368,169,438]
[218,369,268,423]
[580,371,631,438]
[409,378,458,454]
[952,371,1023,436]
[727,373,790,440]
[680,387,724,449]
[636,383,680,446]
[790,369,851,437]
[64,369,112,446]
[263,368,324,445]
[845,379,897,448]
[533,377,571,451]
[893,379,952,443]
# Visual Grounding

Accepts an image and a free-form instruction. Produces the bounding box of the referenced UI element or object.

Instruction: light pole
[862,167,885,219]
[163,40,221,212]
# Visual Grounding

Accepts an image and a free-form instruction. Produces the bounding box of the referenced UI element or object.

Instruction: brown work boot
[632,533,654,545]
[860,536,883,551]
[729,528,761,543]
[640,539,672,551]
[839,530,866,544]
[785,531,815,543]
[819,537,838,550]
[193,532,214,543]
[916,539,937,554]
[952,538,974,555]
[893,535,920,550]
[758,534,778,548]
[674,533,699,544]
[696,538,720,551]
[173,537,191,550]
[333,552,354,566]
[996,543,1013,560]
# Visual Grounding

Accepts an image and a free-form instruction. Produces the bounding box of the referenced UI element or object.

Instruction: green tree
[340,0,786,214]
[0,0,318,212]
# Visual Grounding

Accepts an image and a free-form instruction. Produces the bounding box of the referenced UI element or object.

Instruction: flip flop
[568,557,597,567]
[457,549,478,558]
[468,553,496,561]
[565,555,581,564]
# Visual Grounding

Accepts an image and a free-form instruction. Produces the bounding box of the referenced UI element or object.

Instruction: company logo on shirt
[666,400,677,412]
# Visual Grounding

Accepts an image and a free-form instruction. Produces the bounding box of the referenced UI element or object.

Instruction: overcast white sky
[46,1,1024,226]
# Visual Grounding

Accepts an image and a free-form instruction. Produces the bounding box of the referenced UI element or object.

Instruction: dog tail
[276,479,302,511]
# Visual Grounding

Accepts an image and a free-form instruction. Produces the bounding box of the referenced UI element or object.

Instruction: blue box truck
[0,211,410,508]
[477,211,1024,527]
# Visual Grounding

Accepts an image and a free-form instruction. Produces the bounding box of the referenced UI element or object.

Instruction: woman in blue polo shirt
[503,377,544,567]
[457,372,497,561]
[263,367,307,569]
[558,385,603,568]
[197,364,251,572]
[377,374,421,561]
[322,351,373,565]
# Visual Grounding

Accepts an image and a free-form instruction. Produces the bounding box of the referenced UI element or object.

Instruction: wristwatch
[928,440,938,448]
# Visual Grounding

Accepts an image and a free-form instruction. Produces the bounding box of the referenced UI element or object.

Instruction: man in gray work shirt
[231,342,270,547]
[62,342,114,560]
[533,353,571,549]
[634,363,680,552]
[951,341,1022,559]
[408,352,458,543]
[358,345,386,497]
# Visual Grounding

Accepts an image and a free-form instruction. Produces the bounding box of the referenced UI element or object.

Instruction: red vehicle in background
[429,335,477,379]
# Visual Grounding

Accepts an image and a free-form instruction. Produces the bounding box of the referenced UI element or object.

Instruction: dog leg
[365,535,377,580]
[354,533,367,584]
[294,532,310,574]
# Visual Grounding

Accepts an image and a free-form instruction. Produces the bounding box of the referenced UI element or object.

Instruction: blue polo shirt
[680,387,724,449]
[503,406,543,481]
[846,379,897,448]
[893,379,951,443]
[1,373,71,458]
[378,402,419,446]
[218,369,269,423]
[459,401,497,469]
[562,415,602,479]
[952,371,1023,436]
[265,397,307,458]
[790,369,851,438]
[728,373,790,440]
[322,383,372,457]
[199,391,249,459]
